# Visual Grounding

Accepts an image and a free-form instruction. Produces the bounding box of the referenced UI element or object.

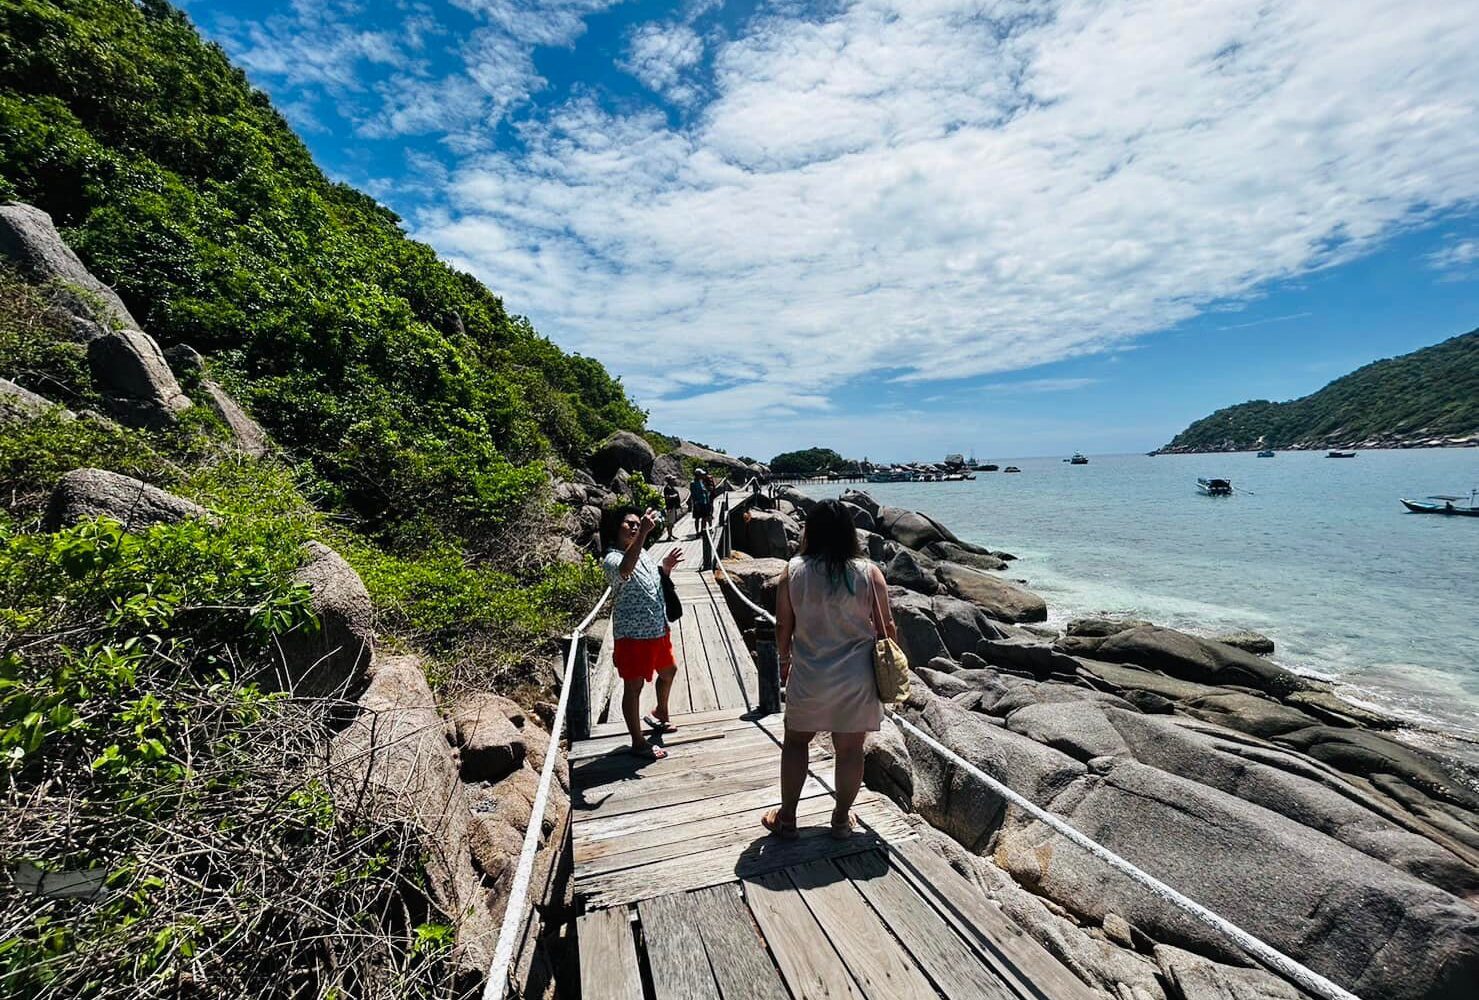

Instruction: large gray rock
[1066,616,1150,638]
[1105,709,1479,895]
[720,556,788,616]
[737,509,798,559]
[1153,943,1302,1000]
[929,593,1004,659]
[1183,691,1320,739]
[588,430,655,482]
[877,505,956,550]
[88,329,191,428]
[1,377,70,422]
[329,654,498,979]
[450,694,528,783]
[277,541,374,697]
[976,637,1081,678]
[936,562,1048,622]
[45,468,205,530]
[863,716,913,808]
[922,540,1007,571]
[887,588,949,669]
[0,202,138,329]
[1005,700,1132,762]
[1210,629,1275,656]
[857,528,886,561]
[1065,625,1305,696]
[164,345,268,456]
[994,756,1479,1000]
[773,484,816,515]
[837,500,875,531]
[837,489,879,517]
[884,546,939,595]
[670,439,757,482]
[1274,726,1479,812]
[907,693,1085,853]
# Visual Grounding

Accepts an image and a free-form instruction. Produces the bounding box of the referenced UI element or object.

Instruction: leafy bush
[0,410,178,516]
[0,264,98,407]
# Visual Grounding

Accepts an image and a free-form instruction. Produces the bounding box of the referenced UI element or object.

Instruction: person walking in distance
[762,499,892,839]
[689,468,712,538]
[662,475,682,541]
[600,506,683,758]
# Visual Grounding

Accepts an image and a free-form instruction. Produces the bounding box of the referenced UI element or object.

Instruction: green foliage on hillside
[1160,329,1479,452]
[770,446,853,476]
[0,0,646,544]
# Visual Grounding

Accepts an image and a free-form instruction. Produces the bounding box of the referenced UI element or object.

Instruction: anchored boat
[1327,450,1357,458]
[1399,491,1479,516]
[1066,452,1089,464]
[1257,449,1276,458]
[1197,477,1234,496]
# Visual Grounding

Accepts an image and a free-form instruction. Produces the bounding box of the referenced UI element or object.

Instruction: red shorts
[614,633,677,683]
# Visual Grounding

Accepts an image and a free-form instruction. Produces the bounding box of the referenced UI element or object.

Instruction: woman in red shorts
[600,505,684,759]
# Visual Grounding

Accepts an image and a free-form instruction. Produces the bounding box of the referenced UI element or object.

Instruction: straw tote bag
[868,565,910,705]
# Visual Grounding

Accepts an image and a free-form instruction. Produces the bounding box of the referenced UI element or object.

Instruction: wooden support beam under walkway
[567,513,1095,999]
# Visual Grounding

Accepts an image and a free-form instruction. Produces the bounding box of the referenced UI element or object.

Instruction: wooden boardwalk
[570,516,1095,1000]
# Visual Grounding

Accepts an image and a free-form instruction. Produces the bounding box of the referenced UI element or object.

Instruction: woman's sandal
[761,807,799,840]
[642,713,678,733]
[627,742,669,760]
[829,811,857,841]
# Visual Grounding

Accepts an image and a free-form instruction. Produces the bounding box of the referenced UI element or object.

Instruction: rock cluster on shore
[722,488,1479,1000]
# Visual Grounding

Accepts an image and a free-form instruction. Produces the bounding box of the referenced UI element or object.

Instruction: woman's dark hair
[600,505,641,552]
[799,499,863,591]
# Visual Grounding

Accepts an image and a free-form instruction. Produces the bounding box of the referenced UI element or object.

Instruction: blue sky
[187,0,1479,462]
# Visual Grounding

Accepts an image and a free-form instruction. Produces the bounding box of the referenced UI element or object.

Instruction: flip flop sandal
[627,742,669,760]
[642,714,678,733]
[829,812,857,840]
[761,807,799,840]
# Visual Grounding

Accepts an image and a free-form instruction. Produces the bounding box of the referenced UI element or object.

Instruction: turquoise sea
[806,449,1479,752]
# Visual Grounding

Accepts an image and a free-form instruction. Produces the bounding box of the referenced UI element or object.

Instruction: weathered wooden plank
[583,819,906,909]
[680,884,791,1000]
[574,744,831,815]
[577,906,643,1000]
[671,611,697,713]
[698,603,750,712]
[638,892,722,999]
[706,574,760,706]
[891,841,1099,1000]
[576,710,778,756]
[787,859,939,999]
[744,868,862,999]
[576,780,841,858]
[836,851,1017,1000]
[590,623,617,735]
[573,776,830,846]
[686,603,723,713]
[577,792,889,878]
[589,706,763,740]
[574,729,794,793]
[570,726,729,762]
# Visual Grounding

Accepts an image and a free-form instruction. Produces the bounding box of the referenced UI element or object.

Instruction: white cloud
[982,378,1099,393]
[622,22,705,102]
[1425,238,1479,277]
[407,0,1478,449]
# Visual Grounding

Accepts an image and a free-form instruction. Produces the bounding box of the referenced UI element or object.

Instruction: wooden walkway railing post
[563,634,591,741]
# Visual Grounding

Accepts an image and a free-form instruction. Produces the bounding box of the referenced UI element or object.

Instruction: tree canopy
[769,446,854,476]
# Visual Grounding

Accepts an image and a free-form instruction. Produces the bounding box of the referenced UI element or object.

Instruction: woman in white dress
[762,499,895,840]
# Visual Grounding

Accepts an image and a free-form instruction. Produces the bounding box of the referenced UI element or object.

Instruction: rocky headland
[718,486,1479,1000]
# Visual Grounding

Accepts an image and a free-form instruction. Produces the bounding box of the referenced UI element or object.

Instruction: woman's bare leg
[779,728,815,822]
[654,667,677,723]
[831,732,867,821]
[622,676,646,748]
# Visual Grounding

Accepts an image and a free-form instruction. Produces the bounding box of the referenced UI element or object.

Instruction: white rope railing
[702,538,1361,1000]
[482,585,611,1000]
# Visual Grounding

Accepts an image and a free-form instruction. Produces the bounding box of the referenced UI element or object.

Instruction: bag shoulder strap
[865,562,889,640]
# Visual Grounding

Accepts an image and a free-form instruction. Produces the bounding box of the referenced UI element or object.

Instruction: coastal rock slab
[877,505,957,550]
[1066,617,1151,638]
[838,489,879,516]
[0,202,139,329]
[922,540,1007,571]
[863,716,913,808]
[1273,725,1479,811]
[976,638,1081,678]
[838,499,875,530]
[929,593,1005,659]
[936,562,1048,622]
[588,430,655,482]
[720,556,788,616]
[1067,625,1305,696]
[45,468,206,530]
[1183,691,1321,739]
[884,546,939,595]
[773,484,816,515]
[1153,944,1302,1000]
[887,588,949,669]
[994,756,1479,1000]
[1210,629,1275,656]
[450,694,528,783]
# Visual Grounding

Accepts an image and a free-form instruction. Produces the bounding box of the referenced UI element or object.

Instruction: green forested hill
[0,0,644,544]
[1158,329,1479,453]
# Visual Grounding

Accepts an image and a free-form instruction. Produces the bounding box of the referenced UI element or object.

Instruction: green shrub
[0,264,99,407]
[0,410,178,517]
